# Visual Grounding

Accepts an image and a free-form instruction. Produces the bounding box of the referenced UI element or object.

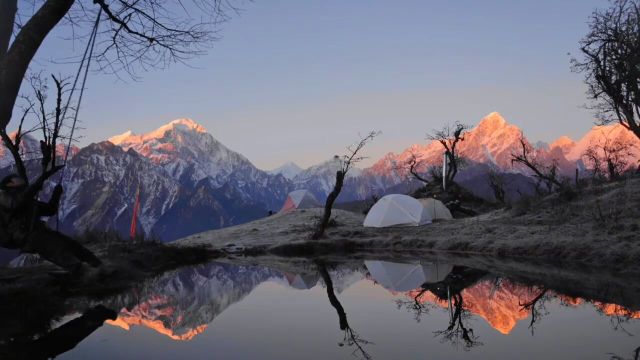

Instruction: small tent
[363,194,431,227]
[279,190,322,213]
[364,260,453,292]
[418,198,453,220]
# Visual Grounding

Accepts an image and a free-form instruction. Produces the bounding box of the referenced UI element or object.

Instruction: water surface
[5,258,640,359]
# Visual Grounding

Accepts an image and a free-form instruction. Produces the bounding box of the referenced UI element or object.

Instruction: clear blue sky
[24,0,607,169]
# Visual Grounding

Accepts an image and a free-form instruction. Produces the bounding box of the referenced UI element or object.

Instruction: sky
[20,0,609,169]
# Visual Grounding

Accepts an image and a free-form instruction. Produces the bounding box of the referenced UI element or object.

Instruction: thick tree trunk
[607,159,618,180]
[312,170,345,240]
[446,151,457,186]
[0,1,17,57]
[622,109,640,141]
[0,0,75,130]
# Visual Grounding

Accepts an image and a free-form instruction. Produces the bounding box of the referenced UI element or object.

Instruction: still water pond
[17,258,640,359]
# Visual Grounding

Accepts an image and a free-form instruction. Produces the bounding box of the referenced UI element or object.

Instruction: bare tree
[312,131,380,240]
[582,137,636,180]
[583,145,606,181]
[427,122,469,190]
[511,132,564,193]
[0,72,104,272]
[572,0,640,141]
[487,167,509,204]
[0,73,69,191]
[0,0,235,163]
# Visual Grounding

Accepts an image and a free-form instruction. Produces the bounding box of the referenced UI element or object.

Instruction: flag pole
[442,152,447,191]
[130,185,141,240]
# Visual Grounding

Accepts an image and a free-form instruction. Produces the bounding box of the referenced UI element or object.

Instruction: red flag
[130,186,141,240]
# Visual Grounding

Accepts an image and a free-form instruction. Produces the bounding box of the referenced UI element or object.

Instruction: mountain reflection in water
[4,258,640,359]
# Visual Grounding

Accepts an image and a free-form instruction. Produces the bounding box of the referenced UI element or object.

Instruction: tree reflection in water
[395,287,436,322]
[519,287,550,335]
[317,262,373,360]
[396,266,487,350]
[396,262,640,351]
[433,291,482,350]
[0,305,116,360]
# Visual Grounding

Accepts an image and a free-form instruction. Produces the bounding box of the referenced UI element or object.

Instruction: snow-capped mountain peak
[108,130,134,145]
[0,132,79,169]
[108,118,207,146]
[477,111,507,128]
[549,136,575,156]
[148,118,207,138]
[267,161,303,180]
[565,123,640,161]
[456,112,525,169]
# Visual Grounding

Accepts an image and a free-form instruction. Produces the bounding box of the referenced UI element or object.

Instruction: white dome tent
[363,194,432,227]
[279,190,322,213]
[418,198,453,220]
[364,260,453,292]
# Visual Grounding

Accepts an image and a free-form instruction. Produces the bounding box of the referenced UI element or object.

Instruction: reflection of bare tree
[434,292,482,350]
[519,288,550,335]
[395,288,435,322]
[422,268,487,350]
[399,267,487,350]
[317,262,373,360]
[598,303,638,336]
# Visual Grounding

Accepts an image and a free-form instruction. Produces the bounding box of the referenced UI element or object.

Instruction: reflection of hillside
[106,262,282,340]
[106,295,208,340]
[409,280,540,334]
[405,279,640,335]
[104,262,370,341]
[102,258,640,341]
[590,302,640,319]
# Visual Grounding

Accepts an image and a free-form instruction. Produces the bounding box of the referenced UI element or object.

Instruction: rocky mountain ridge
[1,113,638,240]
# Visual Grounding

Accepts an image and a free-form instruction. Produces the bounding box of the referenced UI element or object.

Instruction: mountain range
[1,112,638,241]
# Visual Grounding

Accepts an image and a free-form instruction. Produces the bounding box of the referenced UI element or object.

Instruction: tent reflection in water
[279,190,322,213]
[363,194,431,227]
[365,260,454,292]
[283,272,319,290]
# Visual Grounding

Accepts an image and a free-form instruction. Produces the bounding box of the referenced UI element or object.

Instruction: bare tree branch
[312,131,380,240]
[402,152,430,184]
[519,288,549,335]
[582,135,637,180]
[511,132,564,193]
[572,0,640,140]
